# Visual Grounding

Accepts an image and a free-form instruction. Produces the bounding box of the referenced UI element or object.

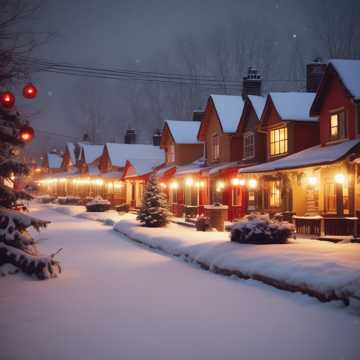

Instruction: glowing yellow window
[270,127,288,156]
[330,114,338,138]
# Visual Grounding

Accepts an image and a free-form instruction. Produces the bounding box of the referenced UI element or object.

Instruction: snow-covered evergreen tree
[0,107,61,279]
[137,174,170,227]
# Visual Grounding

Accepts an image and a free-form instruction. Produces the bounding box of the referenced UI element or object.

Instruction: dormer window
[243,132,255,159]
[167,144,175,163]
[212,134,220,161]
[270,127,288,157]
[330,111,346,141]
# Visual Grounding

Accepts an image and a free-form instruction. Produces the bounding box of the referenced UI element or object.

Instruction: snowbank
[50,204,123,226]
[49,204,360,303]
[113,217,360,303]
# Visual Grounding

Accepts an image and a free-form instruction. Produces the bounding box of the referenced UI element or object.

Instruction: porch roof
[101,171,123,179]
[239,139,360,173]
[208,161,240,175]
[155,164,176,177]
[125,158,164,177]
[174,159,208,176]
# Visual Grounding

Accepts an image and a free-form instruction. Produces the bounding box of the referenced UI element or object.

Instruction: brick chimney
[192,110,204,122]
[306,58,326,92]
[152,129,161,146]
[124,128,136,144]
[242,67,262,99]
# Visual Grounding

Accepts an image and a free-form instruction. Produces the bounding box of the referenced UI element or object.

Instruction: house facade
[240,59,360,236]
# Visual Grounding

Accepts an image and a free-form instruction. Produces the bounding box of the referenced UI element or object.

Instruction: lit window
[270,127,288,156]
[212,134,220,161]
[330,112,346,141]
[167,144,175,163]
[243,132,255,159]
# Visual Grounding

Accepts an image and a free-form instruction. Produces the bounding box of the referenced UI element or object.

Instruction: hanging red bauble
[1,91,15,108]
[19,125,35,142]
[23,83,38,99]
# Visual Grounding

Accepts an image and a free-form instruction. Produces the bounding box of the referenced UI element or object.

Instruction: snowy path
[1,205,359,360]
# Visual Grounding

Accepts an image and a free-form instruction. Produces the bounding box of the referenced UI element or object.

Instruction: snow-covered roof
[47,153,62,169]
[66,143,76,164]
[175,158,208,176]
[240,139,360,173]
[88,165,101,175]
[102,171,123,179]
[208,161,240,175]
[210,95,244,132]
[269,92,318,122]
[165,120,201,144]
[126,158,164,177]
[247,95,266,120]
[155,164,176,177]
[330,59,360,100]
[82,144,104,164]
[106,143,164,168]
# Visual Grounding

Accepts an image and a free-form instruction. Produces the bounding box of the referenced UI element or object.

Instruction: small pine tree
[137,174,170,227]
[0,107,61,279]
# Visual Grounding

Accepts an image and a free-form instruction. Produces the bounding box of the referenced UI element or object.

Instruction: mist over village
[1,1,360,360]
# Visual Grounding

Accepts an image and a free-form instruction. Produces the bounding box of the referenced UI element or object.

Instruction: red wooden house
[240,59,360,236]
[158,120,204,216]
[197,94,246,220]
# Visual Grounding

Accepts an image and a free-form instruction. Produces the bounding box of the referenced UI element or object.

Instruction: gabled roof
[47,153,62,169]
[81,144,104,164]
[210,95,244,133]
[240,139,360,173]
[124,158,164,177]
[164,120,201,144]
[248,95,266,120]
[311,59,360,115]
[105,143,164,168]
[331,59,360,100]
[265,92,318,122]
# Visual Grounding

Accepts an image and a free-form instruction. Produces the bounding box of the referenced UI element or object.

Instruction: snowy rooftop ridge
[47,153,62,169]
[269,92,318,122]
[82,144,104,164]
[106,143,164,168]
[330,59,360,100]
[247,95,266,120]
[165,120,201,144]
[240,139,360,173]
[210,94,244,133]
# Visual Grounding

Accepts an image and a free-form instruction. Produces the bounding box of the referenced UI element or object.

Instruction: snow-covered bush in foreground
[86,196,111,212]
[37,195,56,204]
[57,196,81,205]
[231,213,295,244]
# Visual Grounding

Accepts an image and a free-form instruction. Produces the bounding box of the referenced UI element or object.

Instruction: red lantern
[19,125,35,142]
[1,91,15,108]
[23,83,37,99]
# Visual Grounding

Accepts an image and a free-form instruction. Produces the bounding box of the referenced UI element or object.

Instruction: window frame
[269,127,288,157]
[243,131,255,160]
[329,110,347,141]
[212,133,220,161]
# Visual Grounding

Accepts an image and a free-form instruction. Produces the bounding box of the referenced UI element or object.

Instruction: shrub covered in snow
[37,195,56,204]
[86,196,111,212]
[57,196,81,205]
[137,174,170,227]
[116,203,130,213]
[230,213,295,244]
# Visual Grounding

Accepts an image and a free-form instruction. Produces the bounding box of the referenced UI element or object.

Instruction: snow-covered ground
[1,205,360,360]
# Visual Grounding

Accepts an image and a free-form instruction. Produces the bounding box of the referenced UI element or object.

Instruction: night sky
[17,0,357,157]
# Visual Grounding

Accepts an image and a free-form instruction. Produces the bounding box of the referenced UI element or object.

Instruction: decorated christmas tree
[137,174,170,227]
[0,106,61,279]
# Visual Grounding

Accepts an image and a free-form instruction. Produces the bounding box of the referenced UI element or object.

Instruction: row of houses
[39,59,360,237]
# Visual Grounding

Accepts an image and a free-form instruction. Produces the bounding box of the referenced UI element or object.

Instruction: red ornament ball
[23,83,37,99]
[1,91,15,108]
[19,125,35,142]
